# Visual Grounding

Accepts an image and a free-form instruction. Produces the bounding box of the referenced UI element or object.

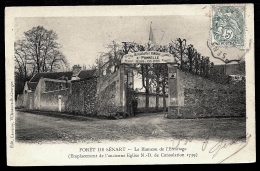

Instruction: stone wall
[66,81,84,114]
[97,70,120,94]
[97,81,121,117]
[96,69,121,116]
[66,77,98,115]
[45,80,69,92]
[40,89,69,112]
[134,92,168,113]
[16,94,24,108]
[83,78,98,115]
[18,92,34,109]
[23,92,28,108]
[176,70,246,118]
[34,78,45,110]
[66,73,121,117]
[26,92,35,109]
[19,66,245,119]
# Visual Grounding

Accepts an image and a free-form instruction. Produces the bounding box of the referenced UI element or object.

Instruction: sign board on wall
[121,51,175,64]
[169,72,177,79]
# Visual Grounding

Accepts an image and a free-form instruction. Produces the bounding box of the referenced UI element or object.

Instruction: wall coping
[42,88,69,94]
[71,76,98,83]
[43,78,71,83]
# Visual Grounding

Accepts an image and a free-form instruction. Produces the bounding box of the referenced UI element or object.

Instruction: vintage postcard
[6,4,255,165]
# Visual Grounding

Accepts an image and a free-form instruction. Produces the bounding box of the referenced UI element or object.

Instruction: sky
[14,14,226,70]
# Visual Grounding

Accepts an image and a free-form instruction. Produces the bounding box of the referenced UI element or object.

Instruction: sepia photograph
[6,4,255,165]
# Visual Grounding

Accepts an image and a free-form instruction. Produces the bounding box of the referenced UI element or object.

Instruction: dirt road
[15,110,246,143]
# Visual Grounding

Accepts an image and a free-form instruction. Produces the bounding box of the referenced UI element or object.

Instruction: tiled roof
[27,82,38,91]
[29,70,95,83]
[78,70,96,79]
[29,71,73,82]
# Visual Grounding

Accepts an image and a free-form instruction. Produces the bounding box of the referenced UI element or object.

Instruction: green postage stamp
[211,5,245,46]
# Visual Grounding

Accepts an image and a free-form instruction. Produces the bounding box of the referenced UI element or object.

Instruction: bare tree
[46,49,69,72]
[14,26,69,97]
[106,40,126,73]
[19,26,69,73]
[14,40,36,99]
[186,44,196,72]
[15,40,28,81]
[170,38,186,69]
[148,46,169,112]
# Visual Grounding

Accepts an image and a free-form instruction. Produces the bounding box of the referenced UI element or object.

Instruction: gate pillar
[167,62,181,119]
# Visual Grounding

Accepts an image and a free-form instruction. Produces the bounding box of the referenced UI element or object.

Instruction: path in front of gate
[15,110,246,144]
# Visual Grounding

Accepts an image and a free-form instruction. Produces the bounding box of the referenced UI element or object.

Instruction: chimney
[72,64,82,76]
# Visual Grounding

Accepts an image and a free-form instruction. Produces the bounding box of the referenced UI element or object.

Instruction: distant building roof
[27,82,38,91]
[78,70,96,79]
[29,70,96,83]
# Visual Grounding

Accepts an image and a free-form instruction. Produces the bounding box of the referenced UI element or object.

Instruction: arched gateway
[120,51,183,118]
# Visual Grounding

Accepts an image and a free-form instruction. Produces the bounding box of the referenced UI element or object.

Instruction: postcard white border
[5,4,255,165]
